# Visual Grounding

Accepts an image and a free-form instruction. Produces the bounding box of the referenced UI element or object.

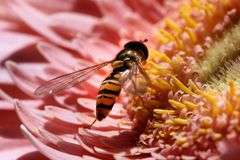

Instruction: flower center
[122,0,240,158]
[197,19,240,91]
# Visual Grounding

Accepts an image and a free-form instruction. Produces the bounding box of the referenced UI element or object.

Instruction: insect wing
[120,62,149,96]
[34,60,112,97]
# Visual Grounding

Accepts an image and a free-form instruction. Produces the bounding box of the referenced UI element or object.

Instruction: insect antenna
[140,39,148,43]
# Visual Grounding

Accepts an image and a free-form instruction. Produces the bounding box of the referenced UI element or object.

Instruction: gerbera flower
[1,0,240,159]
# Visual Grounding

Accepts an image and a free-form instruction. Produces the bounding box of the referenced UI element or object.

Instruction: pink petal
[53,93,88,111]
[50,12,99,36]
[0,100,14,110]
[14,100,48,133]
[15,151,49,160]
[0,89,13,102]
[0,142,45,160]
[95,0,153,33]
[77,98,98,111]
[0,31,39,63]
[38,128,97,157]
[57,141,95,158]
[0,89,43,110]
[45,105,86,127]
[76,128,139,158]
[0,68,13,84]
[92,17,120,43]
[38,128,63,145]
[5,61,47,97]
[0,81,44,106]
[20,125,84,160]
[0,20,19,30]
[27,0,102,17]
[76,134,110,159]
[151,152,167,160]
[125,0,165,23]
[78,128,136,148]
[96,0,132,26]
[0,84,30,101]
[15,100,78,136]
[0,109,47,159]
[37,42,94,72]
[26,0,76,13]
[0,1,21,22]
[8,0,77,50]
[72,36,118,62]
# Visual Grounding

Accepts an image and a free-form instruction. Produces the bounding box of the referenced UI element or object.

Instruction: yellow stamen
[212,133,222,141]
[221,0,229,6]
[188,79,201,94]
[174,35,185,51]
[198,128,211,135]
[233,111,239,117]
[147,87,156,94]
[228,80,236,99]
[153,123,163,129]
[199,117,212,128]
[182,142,190,148]
[185,27,197,43]
[235,126,240,132]
[212,105,219,117]
[160,29,175,41]
[165,18,182,34]
[154,109,176,115]
[181,12,197,28]
[159,133,166,138]
[173,118,188,125]
[236,97,240,105]
[170,131,178,136]
[225,100,233,115]
[155,31,169,44]
[200,92,217,105]
[150,49,174,67]
[205,2,216,14]
[191,0,203,10]
[205,87,218,96]
[183,100,198,110]
[174,54,184,65]
[172,76,194,94]
[147,69,161,75]
[165,119,174,125]
[176,137,188,145]
[199,90,219,117]
[179,3,192,15]
[169,99,186,109]
[147,61,172,74]
[151,79,165,90]
[155,79,175,91]
[203,3,215,20]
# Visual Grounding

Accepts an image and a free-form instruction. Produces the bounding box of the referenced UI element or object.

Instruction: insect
[34,40,149,126]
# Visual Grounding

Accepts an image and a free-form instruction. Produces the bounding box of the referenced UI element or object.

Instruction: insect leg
[138,96,151,116]
[88,118,97,128]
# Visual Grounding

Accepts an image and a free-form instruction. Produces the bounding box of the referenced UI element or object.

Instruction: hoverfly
[34,40,149,126]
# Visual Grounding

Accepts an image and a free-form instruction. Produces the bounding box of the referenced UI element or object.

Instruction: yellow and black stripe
[96,60,127,121]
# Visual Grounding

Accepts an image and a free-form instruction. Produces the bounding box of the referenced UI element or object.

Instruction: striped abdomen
[96,71,122,121]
